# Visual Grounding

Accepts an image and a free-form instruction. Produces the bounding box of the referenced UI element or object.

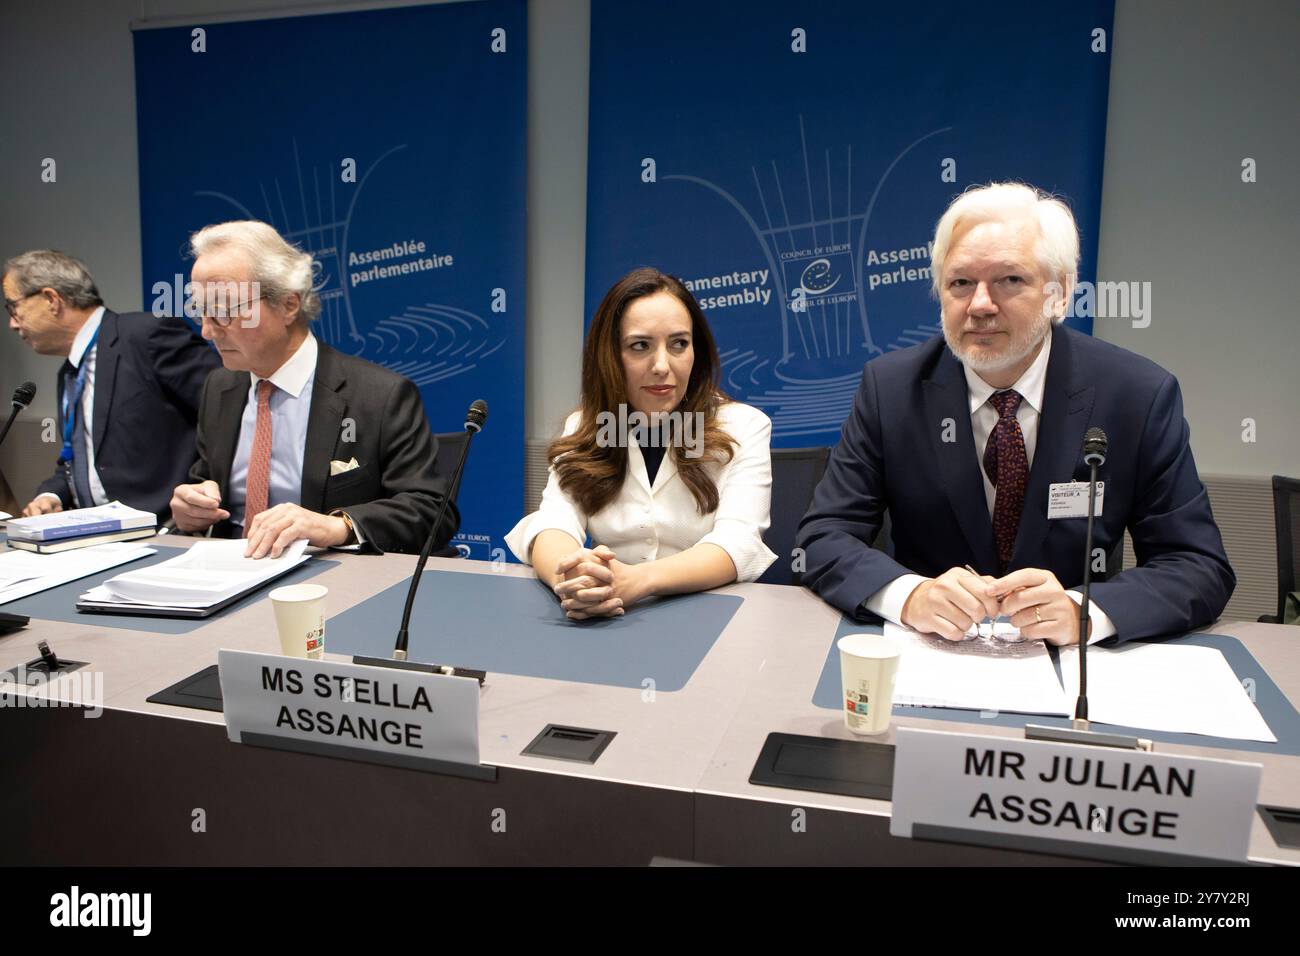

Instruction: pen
[964,564,994,638]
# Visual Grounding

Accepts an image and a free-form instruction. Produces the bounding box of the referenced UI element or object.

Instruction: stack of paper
[81,538,310,610]
[883,622,1276,742]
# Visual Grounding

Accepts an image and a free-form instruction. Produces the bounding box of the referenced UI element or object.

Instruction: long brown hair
[549,267,736,516]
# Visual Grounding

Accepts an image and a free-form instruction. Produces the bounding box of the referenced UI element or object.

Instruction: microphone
[0,381,37,450]
[12,381,37,409]
[391,399,487,663]
[1073,426,1107,730]
[1082,427,1107,467]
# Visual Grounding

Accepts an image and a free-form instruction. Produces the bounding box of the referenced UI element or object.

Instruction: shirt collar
[68,306,105,368]
[964,326,1052,416]
[251,332,317,399]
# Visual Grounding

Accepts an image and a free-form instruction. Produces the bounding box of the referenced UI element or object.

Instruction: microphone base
[1024,723,1153,752]
[352,654,487,686]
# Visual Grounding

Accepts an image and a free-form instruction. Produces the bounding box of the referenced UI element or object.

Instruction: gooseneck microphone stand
[1026,427,1151,751]
[352,400,487,683]
[1072,427,1107,730]
[1,382,38,634]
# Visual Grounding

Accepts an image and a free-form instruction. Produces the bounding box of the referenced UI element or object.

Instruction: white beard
[944,313,1051,374]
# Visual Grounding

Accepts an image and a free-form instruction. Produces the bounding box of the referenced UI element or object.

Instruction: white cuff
[863,574,928,625]
[1066,589,1117,644]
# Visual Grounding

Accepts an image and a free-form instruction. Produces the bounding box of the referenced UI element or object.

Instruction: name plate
[890,728,1261,863]
[218,649,481,769]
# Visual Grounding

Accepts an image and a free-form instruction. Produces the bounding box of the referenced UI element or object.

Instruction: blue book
[6,501,156,543]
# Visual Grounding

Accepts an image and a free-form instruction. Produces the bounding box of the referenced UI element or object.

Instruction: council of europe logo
[658,117,951,438]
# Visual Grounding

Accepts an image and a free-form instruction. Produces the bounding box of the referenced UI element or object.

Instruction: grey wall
[1097,0,1298,479]
[1,0,1295,503]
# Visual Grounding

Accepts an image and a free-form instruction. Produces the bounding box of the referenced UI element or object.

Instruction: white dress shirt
[864,329,1116,643]
[39,306,108,508]
[506,401,778,582]
[228,334,317,530]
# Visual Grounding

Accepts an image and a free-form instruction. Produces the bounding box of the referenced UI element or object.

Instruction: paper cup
[837,633,901,735]
[269,583,327,659]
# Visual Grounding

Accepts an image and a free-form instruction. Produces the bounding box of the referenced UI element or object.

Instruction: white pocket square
[329,457,361,476]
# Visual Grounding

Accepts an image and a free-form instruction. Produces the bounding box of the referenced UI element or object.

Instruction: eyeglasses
[4,292,41,318]
[186,295,267,327]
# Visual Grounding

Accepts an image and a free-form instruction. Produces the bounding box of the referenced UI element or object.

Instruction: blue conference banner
[134,0,525,559]
[586,0,1113,444]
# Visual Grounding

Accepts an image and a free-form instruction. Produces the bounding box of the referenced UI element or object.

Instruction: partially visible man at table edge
[5,248,219,521]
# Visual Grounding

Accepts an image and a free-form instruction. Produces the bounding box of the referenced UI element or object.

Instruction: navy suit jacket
[795,326,1234,643]
[38,309,220,521]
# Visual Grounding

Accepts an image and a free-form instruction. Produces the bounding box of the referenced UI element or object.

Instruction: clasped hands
[551,545,651,620]
[170,480,349,558]
[901,566,1090,646]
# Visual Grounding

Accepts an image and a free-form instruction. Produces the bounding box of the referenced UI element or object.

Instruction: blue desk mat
[1,542,336,635]
[813,618,1300,756]
[325,570,743,691]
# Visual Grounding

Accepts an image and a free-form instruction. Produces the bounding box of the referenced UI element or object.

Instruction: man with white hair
[796,182,1233,644]
[4,249,219,520]
[169,220,458,556]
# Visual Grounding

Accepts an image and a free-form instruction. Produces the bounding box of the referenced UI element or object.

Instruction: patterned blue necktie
[61,361,95,509]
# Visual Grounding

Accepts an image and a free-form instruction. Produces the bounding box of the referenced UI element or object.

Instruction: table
[692,596,1300,866]
[1,537,1295,866]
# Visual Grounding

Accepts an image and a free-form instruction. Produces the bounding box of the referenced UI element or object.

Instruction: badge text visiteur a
[890,727,1261,863]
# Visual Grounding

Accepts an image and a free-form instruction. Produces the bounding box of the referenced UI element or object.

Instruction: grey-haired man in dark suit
[168,220,458,557]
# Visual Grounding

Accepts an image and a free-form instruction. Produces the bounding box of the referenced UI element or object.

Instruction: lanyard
[59,324,101,463]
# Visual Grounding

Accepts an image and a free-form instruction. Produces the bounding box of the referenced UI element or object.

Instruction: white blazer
[506,401,778,582]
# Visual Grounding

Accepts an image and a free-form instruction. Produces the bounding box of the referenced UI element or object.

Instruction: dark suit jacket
[188,340,459,555]
[38,309,219,521]
[795,326,1235,643]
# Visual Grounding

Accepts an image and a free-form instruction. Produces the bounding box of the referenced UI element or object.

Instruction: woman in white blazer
[506,267,776,619]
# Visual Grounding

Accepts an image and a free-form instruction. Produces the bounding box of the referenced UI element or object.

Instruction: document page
[0,543,155,604]
[1059,642,1277,742]
[883,622,1071,716]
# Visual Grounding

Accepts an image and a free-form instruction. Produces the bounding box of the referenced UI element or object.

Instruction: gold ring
[1034,607,1043,625]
